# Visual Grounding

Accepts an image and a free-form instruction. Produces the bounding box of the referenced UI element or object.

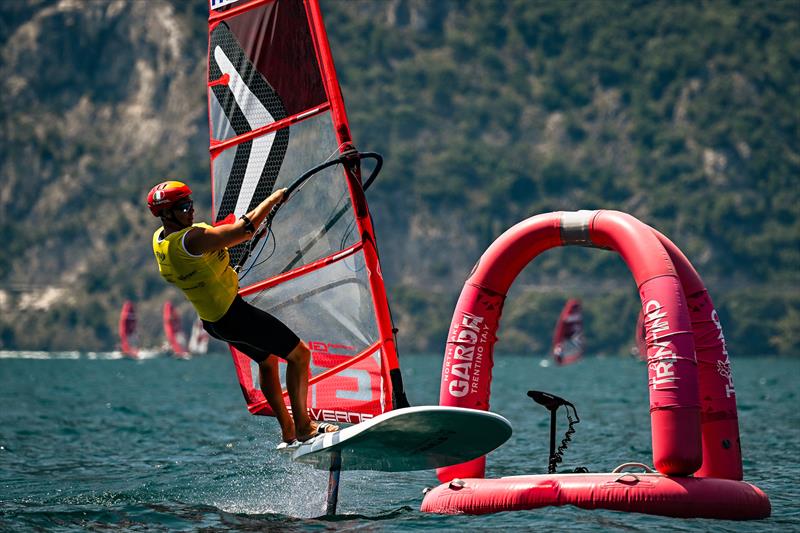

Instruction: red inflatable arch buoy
[424,210,769,519]
[438,210,702,479]
[653,229,742,480]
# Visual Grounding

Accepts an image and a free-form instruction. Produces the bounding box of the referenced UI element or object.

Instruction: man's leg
[284,340,338,439]
[258,356,296,443]
[210,300,329,442]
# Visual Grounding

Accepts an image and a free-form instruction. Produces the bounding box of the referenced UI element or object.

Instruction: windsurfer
[148,180,338,445]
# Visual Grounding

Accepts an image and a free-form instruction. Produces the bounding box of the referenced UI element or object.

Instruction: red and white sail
[206,0,407,423]
[187,318,210,355]
[118,300,139,358]
[162,301,189,358]
[551,299,584,365]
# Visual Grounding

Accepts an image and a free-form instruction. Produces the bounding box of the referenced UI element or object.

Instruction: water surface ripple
[1,353,797,531]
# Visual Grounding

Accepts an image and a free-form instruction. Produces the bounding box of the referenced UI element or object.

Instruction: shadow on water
[1,500,417,531]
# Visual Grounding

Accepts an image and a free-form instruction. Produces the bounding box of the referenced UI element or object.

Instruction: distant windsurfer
[147,181,338,447]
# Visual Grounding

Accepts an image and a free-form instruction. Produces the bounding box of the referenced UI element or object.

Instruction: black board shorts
[202,295,300,363]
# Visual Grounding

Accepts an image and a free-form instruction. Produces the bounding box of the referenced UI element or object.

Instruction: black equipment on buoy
[527,390,584,474]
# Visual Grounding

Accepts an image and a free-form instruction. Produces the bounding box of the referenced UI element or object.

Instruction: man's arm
[184,188,286,255]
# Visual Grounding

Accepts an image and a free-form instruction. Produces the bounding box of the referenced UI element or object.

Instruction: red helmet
[147,181,192,216]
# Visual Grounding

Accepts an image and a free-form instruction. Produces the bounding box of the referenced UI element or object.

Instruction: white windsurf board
[291,405,512,472]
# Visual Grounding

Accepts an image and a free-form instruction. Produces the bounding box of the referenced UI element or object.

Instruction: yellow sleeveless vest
[152,223,238,321]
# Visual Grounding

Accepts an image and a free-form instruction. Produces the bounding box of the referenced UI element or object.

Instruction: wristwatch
[240,214,255,234]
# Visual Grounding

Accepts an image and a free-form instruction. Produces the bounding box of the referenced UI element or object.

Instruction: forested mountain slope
[0,0,797,356]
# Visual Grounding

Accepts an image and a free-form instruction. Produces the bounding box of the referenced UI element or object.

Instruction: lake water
[1,352,798,531]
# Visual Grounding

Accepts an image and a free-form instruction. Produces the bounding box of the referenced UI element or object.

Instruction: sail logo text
[285,404,374,424]
[644,299,678,389]
[309,408,373,425]
[711,309,735,398]
[446,312,488,398]
[209,0,244,10]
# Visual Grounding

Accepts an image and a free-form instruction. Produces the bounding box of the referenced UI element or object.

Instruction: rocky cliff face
[1,1,208,348]
[0,1,472,351]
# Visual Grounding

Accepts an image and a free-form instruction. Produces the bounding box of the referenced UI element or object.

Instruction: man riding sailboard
[148,180,338,448]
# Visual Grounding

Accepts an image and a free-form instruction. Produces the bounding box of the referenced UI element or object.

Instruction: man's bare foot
[275,439,300,452]
[280,425,296,444]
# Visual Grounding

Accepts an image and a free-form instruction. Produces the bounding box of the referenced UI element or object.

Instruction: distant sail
[207,0,407,424]
[118,301,139,358]
[162,301,189,358]
[187,318,210,355]
[551,299,583,365]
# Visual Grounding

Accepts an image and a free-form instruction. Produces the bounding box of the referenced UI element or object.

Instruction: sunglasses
[175,199,193,213]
